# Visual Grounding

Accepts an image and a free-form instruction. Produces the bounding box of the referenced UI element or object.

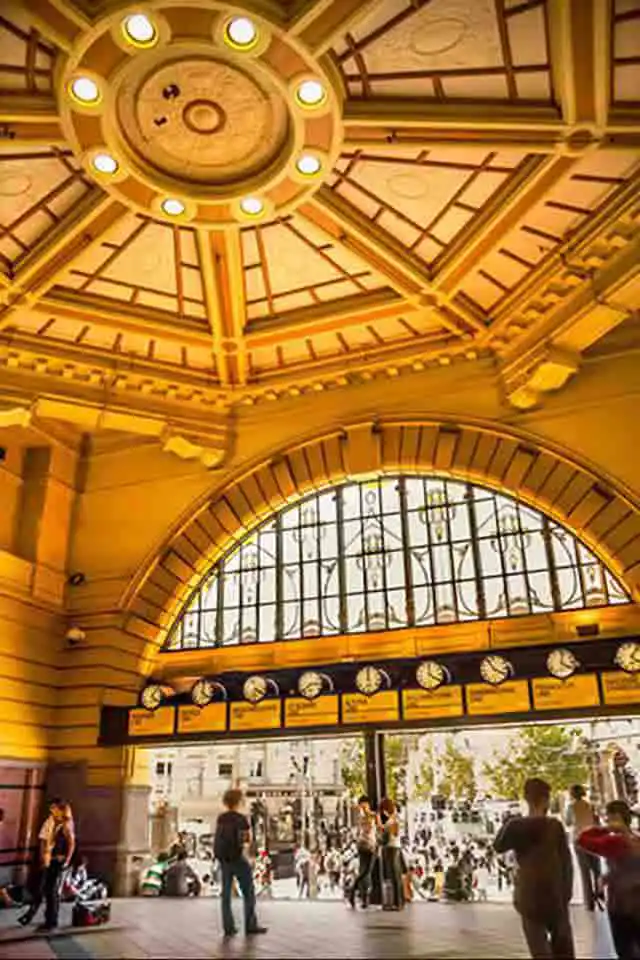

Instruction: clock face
[546,648,579,680]
[416,661,447,691]
[141,684,163,710]
[244,675,268,703]
[355,665,383,696]
[192,678,215,707]
[298,671,323,700]
[615,641,640,674]
[480,655,512,686]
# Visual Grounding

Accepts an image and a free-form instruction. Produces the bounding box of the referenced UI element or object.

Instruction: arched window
[165,476,629,651]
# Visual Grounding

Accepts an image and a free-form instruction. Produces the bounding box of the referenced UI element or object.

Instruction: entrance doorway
[146,733,364,900]
[140,715,638,904]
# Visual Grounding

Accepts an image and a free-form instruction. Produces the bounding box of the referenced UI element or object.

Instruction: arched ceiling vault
[1,0,640,462]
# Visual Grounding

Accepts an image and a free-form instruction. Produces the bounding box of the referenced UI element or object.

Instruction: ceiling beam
[344,99,565,133]
[301,188,484,337]
[196,228,248,387]
[246,289,406,346]
[286,0,379,55]
[437,154,579,293]
[0,94,60,124]
[27,0,90,52]
[546,0,610,130]
[35,289,214,348]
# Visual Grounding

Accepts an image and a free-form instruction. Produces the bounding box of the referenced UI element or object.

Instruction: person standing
[213,788,267,940]
[349,795,378,909]
[494,778,575,960]
[578,800,640,959]
[19,799,75,931]
[379,798,404,910]
[565,784,600,910]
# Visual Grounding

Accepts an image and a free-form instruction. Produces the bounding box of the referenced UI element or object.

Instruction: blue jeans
[220,858,258,935]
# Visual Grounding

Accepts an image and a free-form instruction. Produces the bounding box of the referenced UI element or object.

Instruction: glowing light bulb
[92,153,118,175]
[161,198,185,216]
[296,79,326,108]
[70,77,100,104]
[123,13,156,46]
[240,196,264,217]
[296,153,322,176]
[226,16,258,49]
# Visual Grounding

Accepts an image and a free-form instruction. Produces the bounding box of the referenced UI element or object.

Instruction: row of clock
[139,640,640,710]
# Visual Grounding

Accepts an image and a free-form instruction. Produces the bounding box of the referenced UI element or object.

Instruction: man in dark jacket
[495,778,574,959]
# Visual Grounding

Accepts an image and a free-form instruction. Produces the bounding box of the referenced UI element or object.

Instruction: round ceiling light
[92,152,118,175]
[298,671,324,701]
[295,79,326,108]
[239,196,264,217]
[355,665,384,697]
[480,655,513,686]
[225,16,258,50]
[295,153,322,177]
[615,641,640,674]
[69,76,100,105]
[191,678,216,707]
[161,198,186,217]
[244,674,268,704]
[122,13,156,46]
[547,648,580,680]
[140,683,165,711]
[416,661,448,691]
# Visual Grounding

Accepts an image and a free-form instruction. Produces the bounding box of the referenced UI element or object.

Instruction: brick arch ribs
[121,420,640,674]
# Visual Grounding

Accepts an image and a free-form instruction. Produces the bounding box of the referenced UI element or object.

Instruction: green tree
[438,735,477,801]
[385,734,410,804]
[340,738,366,799]
[482,724,589,802]
[413,739,436,801]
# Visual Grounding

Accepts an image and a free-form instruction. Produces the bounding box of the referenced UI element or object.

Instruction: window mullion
[275,513,284,640]
[466,485,486,620]
[336,488,347,634]
[398,476,415,627]
[542,516,562,611]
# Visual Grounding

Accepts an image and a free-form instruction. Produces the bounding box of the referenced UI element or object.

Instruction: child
[214,788,267,939]
[578,800,640,959]
[475,859,490,902]
[494,778,574,960]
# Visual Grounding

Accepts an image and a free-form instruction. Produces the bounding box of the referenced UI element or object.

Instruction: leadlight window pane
[164,475,630,650]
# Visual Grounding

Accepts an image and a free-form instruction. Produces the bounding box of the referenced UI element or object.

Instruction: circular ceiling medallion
[119,56,288,186]
[387,173,428,200]
[409,17,468,56]
[0,174,32,197]
[59,3,343,228]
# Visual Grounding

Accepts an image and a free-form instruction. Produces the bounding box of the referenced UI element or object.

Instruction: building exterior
[0,0,639,894]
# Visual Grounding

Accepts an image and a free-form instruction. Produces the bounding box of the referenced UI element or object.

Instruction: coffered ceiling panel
[611,0,640,104]
[328,145,529,267]
[0,150,92,269]
[333,0,552,102]
[0,3,55,94]
[241,213,388,321]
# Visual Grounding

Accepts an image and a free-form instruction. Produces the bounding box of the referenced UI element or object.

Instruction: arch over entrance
[123,420,640,672]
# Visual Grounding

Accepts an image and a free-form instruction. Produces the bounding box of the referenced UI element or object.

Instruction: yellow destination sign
[285,695,339,728]
[532,674,600,711]
[177,703,227,735]
[230,699,281,732]
[601,671,640,706]
[466,680,530,716]
[128,706,175,737]
[402,686,463,721]
[342,691,399,724]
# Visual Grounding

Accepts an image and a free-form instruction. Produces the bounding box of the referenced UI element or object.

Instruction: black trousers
[609,912,640,960]
[520,909,575,960]
[574,845,600,909]
[350,849,374,906]
[24,859,64,928]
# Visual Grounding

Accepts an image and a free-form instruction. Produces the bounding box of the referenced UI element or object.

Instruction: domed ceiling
[0,0,639,463]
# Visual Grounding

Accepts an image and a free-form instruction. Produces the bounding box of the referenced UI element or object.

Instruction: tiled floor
[0,899,617,959]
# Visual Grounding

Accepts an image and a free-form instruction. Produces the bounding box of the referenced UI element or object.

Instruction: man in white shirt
[565,784,600,911]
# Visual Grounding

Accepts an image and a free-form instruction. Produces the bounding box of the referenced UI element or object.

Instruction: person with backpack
[213,788,267,939]
[494,778,575,959]
[578,800,640,959]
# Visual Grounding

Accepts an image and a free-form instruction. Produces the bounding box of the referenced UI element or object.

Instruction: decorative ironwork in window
[165,477,629,651]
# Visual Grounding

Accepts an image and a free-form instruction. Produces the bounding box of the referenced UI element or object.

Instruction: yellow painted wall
[1,342,640,791]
